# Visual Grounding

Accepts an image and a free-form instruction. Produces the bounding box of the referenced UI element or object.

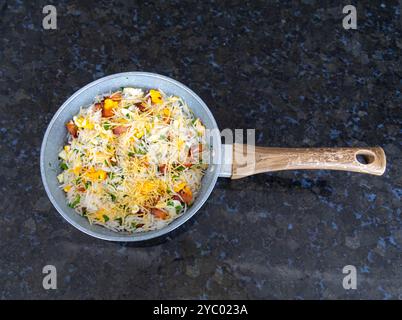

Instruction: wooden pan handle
[232,144,386,179]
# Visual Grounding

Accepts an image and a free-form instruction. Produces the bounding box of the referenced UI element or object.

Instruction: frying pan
[40,72,386,241]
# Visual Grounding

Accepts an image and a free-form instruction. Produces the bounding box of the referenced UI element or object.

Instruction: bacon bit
[172,195,182,202]
[66,120,78,138]
[110,92,122,101]
[77,186,86,192]
[151,208,168,220]
[184,153,194,167]
[136,223,144,228]
[179,186,193,204]
[185,144,203,166]
[93,102,103,112]
[158,164,167,174]
[135,102,147,112]
[183,161,193,168]
[189,143,202,156]
[112,125,128,135]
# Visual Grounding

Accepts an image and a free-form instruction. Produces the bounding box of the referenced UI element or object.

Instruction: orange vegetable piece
[179,186,193,204]
[110,92,122,101]
[66,120,78,138]
[112,125,128,135]
[102,98,118,117]
[151,208,168,220]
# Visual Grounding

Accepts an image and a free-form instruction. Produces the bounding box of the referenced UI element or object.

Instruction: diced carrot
[151,208,168,220]
[102,108,114,117]
[179,186,193,204]
[66,120,78,138]
[110,92,122,101]
[112,125,128,135]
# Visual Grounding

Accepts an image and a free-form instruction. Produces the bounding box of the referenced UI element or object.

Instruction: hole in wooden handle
[355,151,376,165]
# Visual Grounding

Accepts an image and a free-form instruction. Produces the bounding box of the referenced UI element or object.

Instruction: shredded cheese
[58,87,208,233]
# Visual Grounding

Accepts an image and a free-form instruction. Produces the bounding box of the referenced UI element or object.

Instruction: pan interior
[40,72,221,241]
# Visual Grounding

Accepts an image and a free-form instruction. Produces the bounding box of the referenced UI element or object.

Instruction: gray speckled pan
[41,72,386,242]
[40,72,222,241]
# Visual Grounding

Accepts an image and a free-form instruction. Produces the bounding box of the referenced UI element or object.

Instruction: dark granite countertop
[0,0,401,299]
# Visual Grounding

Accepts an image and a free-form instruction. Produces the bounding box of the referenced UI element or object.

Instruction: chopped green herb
[85,181,91,189]
[134,148,146,155]
[110,194,116,202]
[128,152,135,157]
[103,215,109,222]
[175,205,183,214]
[103,123,111,130]
[115,217,122,225]
[60,162,68,170]
[68,195,80,208]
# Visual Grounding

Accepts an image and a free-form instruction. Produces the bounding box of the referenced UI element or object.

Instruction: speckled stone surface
[0,0,401,299]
